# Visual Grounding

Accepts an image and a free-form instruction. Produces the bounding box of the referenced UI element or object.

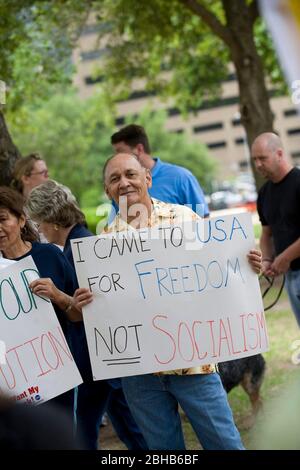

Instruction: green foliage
[82,205,111,234]
[0,0,89,111]
[253,223,262,240]
[80,187,103,209]
[1,0,286,132]
[8,95,216,203]
[95,0,229,112]
[8,90,115,202]
[91,0,285,113]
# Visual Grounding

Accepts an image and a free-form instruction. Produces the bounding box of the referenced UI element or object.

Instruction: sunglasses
[30,169,49,177]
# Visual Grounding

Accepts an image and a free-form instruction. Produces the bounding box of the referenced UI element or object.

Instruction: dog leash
[259,273,285,311]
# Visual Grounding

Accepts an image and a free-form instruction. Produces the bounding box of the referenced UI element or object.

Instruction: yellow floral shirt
[103,198,216,376]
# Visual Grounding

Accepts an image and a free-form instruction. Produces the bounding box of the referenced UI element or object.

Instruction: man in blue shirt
[110,124,209,219]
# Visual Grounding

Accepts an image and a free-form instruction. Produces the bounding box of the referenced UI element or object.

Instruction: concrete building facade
[72,19,300,181]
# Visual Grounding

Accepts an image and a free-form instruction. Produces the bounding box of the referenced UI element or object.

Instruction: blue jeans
[122,373,244,450]
[76,381,147,450]
[285,269,300,327]
[107,387,148,450]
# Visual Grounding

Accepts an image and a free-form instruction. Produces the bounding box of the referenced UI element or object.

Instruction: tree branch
[248,0,260,25]
[179,0,232,46]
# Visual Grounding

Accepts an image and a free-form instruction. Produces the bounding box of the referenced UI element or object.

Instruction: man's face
[104,153,151,209]
[251,141,281,180]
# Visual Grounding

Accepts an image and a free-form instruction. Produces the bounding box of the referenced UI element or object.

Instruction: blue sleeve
[37,245,79,295]
[63,241,73,268]
[61,253,79,295]
[179,172,209,217]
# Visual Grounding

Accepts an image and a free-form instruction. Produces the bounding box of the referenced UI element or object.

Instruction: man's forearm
[260,232,274,260]
[281,238,300,263]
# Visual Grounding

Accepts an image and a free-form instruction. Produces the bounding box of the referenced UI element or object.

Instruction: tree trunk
[0,110,21,186]
[223,0,274,189]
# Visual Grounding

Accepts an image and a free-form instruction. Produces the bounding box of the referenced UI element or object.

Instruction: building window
[193,122,223,133]
[225,73,237,82]
[231,118,241,126]
[85,76,104,85]
[169,96,239,116]
[115,114,139,126]
[115,116,125,126]
[81,49,106,61]
[207,141,227,149]
[81,23,111,35]
[284,108,298,117]
[287,128,300,135]
[169,96,239,114]
[239,160,248,169]
[167,107,180,117]
[119,90,156,101]
[200,96,239,110]
[235,137,244,145]
[291,151,300,158]
[170,128,183,134]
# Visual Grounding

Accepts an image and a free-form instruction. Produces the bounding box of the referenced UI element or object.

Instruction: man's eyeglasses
[30,169,49,177]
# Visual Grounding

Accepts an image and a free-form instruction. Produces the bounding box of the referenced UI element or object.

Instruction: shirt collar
[105,197,174,232]
[151,198,176,219]
[151,158,162,177]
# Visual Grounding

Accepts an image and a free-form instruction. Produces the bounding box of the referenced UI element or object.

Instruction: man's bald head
[251,132,283,155]
[251,132,291,182]
[103,152,143,183]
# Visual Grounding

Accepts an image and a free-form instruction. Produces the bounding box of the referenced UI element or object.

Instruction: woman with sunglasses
[11,153,49,199]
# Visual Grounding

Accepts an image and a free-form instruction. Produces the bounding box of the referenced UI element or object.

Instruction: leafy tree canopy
[0,0,90,111]
[9,97,215,203]
[8,90,114,203]
[1,0,285,191]
[91,0,285,112]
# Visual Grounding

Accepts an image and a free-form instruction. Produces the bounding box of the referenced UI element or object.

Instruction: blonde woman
[11,153,49,198]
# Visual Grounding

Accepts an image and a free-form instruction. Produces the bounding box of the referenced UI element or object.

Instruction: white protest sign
[0,259,16,365]
[0,256,82,404]
[72,213,268,380]
[0,257,16,270]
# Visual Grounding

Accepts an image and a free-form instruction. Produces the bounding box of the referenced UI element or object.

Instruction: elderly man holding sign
[74,153,263,450]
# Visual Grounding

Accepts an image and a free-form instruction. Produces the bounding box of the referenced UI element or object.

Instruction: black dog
[218,354,266,416]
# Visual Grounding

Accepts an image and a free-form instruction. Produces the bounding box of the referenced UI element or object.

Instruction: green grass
[253,223,262,240]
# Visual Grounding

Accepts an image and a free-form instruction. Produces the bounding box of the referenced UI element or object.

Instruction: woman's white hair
[26,179,85,227]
